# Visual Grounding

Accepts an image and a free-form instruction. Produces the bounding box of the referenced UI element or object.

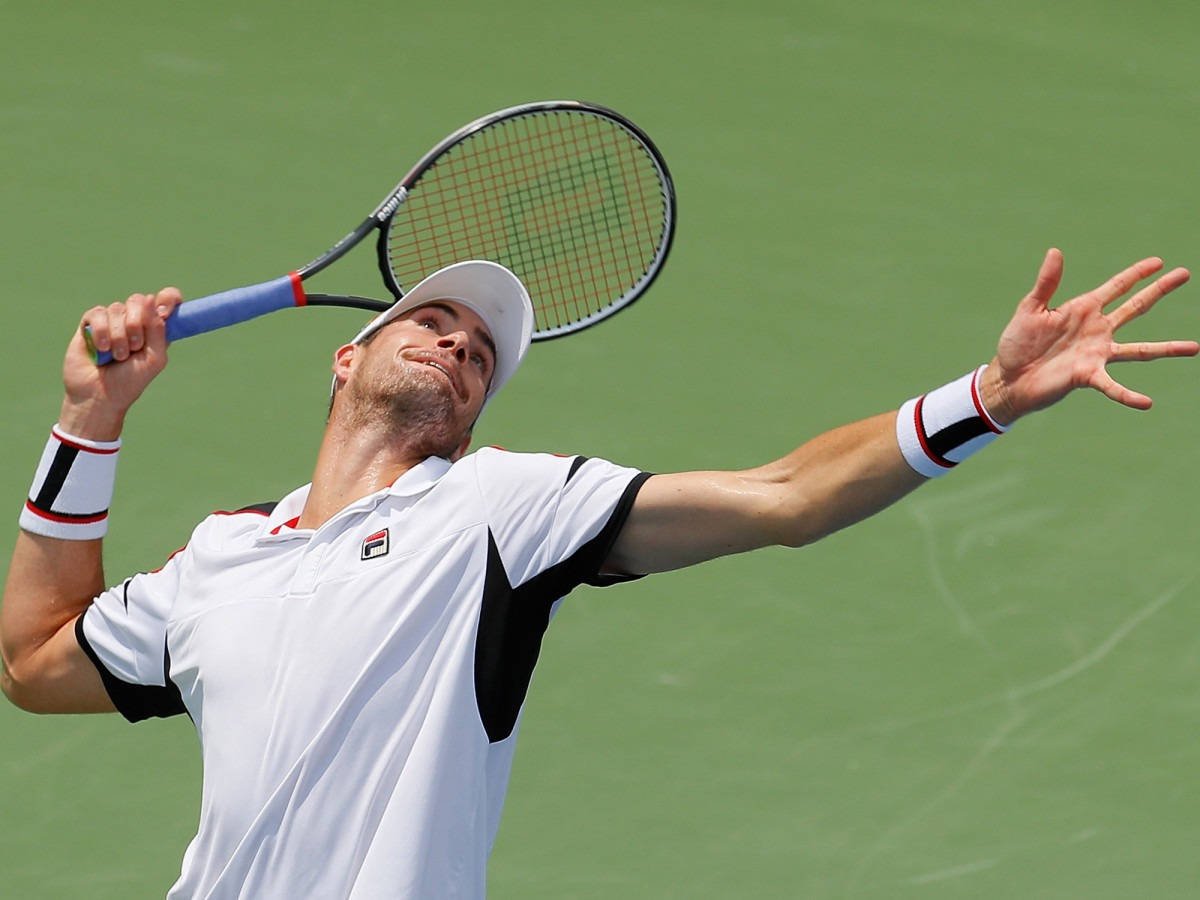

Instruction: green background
[2,1,1198,896]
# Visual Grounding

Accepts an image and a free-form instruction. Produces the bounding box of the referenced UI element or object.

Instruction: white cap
[349,260,534,402]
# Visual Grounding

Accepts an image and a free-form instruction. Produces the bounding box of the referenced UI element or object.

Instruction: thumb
[1019,248,1063,313]
[154,286,183,319]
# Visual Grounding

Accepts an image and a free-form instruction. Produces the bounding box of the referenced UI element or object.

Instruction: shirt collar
[261,483,312,538]
[388,454,453,497]
[258,456,454,540]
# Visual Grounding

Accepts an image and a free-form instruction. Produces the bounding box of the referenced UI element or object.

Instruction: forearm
[763,364,1013,544]
[2,414,126,709]
[2,410,118,695]
[609,365,1010,575]
[2,415,131,710]
[755,411,926,548]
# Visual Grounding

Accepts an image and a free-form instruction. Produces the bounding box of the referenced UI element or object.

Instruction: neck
[298,416,439,530]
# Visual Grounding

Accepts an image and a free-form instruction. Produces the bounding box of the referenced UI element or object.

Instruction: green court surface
[2,1,1198,896]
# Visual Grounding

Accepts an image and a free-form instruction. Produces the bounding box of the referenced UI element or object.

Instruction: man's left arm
[606,250,1196,577]
[1,289,179,713]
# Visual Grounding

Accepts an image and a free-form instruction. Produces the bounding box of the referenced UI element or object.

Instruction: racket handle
[89,274,306,365]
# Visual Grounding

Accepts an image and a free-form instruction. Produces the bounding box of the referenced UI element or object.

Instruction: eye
[470,353,487,373]
[418,318,437,329]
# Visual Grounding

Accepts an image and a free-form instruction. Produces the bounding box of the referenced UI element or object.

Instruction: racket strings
[387,109,670,334]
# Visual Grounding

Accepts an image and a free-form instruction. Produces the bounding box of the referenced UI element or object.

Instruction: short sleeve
[471,450,651,742]
[473,448,650,589]
[76,550,187,721]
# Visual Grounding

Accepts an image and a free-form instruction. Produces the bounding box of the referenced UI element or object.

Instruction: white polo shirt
[77,448,649,899]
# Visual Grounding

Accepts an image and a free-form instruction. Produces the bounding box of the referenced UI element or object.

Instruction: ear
[331,343,357,388]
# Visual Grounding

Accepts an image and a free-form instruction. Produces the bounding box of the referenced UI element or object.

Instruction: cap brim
[351,260,534,401]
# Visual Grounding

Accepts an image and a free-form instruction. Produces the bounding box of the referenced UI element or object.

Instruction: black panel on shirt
[474,471,652,743]
[237,501,279,516]
[74,614,186,722]
[566,455,588,482]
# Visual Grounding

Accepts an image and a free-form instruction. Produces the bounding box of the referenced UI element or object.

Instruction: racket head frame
[317,100,677,340]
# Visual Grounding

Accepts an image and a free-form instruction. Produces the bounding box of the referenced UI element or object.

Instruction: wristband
[896,365,1008,478]
[19,426,121,539]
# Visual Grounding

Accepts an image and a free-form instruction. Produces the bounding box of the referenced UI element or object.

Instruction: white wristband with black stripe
[19,426,121,539]
[896,365,1008,478]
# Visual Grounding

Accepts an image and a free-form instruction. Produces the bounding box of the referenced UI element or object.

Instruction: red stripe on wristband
[912,395,955,470]
[23,500,108,525]
[52,432,120,454]
[969,369,1004,434]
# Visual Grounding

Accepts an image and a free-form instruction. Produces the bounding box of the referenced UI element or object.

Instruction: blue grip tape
[91,275,301,366]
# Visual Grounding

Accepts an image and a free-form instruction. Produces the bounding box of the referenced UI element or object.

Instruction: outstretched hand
[981,249,1197,425]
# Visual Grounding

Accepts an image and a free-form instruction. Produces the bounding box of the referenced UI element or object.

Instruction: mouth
[413,357,466,401]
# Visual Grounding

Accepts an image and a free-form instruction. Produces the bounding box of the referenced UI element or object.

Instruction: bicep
[605,470,786,575]
[1,530,115,713]
[2,613,115,714]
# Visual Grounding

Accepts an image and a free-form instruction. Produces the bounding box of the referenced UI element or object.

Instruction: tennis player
[2,251,1195,897]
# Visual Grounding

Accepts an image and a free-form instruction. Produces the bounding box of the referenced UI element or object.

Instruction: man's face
[338,300,498,457]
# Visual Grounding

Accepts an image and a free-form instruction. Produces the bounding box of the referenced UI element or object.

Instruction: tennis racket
[88,100,675,364]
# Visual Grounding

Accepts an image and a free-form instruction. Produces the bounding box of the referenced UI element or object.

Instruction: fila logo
[360,528,390,560]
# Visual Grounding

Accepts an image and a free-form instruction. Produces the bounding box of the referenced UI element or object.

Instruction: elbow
[767,500,825,550]
[1,653,51,714]
[0,631,27,709]
[1,657,36,712]
[775,525,821,550]
[759,510,818,550]
[769,493,857,550]
[750,476,827,550]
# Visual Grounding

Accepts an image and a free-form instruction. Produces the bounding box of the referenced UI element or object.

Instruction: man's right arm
[0,288,180,713]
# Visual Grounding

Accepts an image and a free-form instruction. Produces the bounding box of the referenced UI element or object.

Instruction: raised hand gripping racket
[88,100,675,364]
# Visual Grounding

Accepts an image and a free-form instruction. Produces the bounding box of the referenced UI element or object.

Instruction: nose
[437,329,469,361]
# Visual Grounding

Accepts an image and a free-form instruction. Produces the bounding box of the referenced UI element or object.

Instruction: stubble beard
[342,361,468,460]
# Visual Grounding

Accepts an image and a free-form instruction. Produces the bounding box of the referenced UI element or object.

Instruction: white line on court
[907,857,998,884]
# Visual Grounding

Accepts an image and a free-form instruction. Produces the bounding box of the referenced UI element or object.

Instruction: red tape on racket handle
[88,274,306,365]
